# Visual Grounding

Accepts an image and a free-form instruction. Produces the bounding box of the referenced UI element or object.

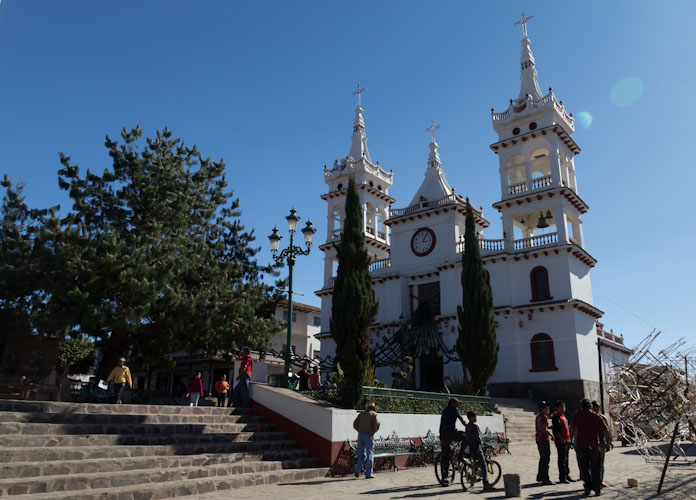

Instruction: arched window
[530,333,557,372]
[530,266,551,301]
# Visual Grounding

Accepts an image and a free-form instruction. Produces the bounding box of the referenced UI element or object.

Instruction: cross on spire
[352,82,366,106]
[514,10,534,39]
[425,120,440,143]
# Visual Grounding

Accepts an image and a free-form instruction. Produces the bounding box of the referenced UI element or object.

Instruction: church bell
[536,211,549,229]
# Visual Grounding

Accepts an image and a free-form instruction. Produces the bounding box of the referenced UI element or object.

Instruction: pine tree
[455,200,499,394]
[14,126,283,377]
[330,177,378,407]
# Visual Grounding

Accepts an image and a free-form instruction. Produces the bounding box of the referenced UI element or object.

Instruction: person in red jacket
[552,400,573,483]
[232,347,252,408]
[186,371,203,407]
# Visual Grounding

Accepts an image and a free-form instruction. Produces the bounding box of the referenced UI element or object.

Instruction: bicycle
[459,443,502,490]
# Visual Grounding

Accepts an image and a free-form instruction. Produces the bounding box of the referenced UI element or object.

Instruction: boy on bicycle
[466,410,495,492]
[439,398,467,485]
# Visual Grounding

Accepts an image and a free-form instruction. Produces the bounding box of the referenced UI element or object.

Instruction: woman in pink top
[186,371,203,406]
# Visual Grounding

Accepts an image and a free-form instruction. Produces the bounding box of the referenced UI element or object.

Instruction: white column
[362,204,367,233]
[524,161,532,192]
[556,202,569,244]
[571,219,585,248]
[550,152,562,187]
[323,253,334,287]
[499,165,508,198]
[502,215,515,251]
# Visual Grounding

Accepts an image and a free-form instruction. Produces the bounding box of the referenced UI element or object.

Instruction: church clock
[410,227,436,256]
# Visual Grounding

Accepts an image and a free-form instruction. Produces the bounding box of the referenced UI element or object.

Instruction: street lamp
[268,208,316,389]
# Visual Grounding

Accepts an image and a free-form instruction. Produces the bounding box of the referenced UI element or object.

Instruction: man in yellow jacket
[106,357,132,404]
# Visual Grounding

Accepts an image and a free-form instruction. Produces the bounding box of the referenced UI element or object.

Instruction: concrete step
[0,449,311,479]
[0,411,265,425]
[0,400,254,416]
[8,467,329,500]
[0,438,300,463]
[0,430,286,448]
[0,458,320,496]
[0,421,276,436]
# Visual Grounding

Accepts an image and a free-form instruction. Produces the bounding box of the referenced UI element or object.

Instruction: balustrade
[456,238,505,254]
[390,193,461,217]
[531,176,552,190]
[508,181,527,195]
[513,232,558,251]
[365,226,375,236]
[368,258,391,272]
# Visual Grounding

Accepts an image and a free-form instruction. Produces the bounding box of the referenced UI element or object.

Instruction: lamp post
[268,208,316,389]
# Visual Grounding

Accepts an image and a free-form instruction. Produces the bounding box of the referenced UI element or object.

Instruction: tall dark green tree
[455,199,499,395]
[330,177,378,407]
[1,126,281,377]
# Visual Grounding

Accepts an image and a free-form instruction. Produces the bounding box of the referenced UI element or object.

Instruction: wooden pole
[657,421,680,495]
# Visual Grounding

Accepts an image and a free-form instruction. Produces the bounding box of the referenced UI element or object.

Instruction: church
[315,17,626,403]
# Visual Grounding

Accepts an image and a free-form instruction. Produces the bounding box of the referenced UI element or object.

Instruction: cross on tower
[425,120,440,143]
[352,82,365,106]
[514,10,534,39]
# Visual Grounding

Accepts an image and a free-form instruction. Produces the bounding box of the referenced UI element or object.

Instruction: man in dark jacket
[438,398,467,485]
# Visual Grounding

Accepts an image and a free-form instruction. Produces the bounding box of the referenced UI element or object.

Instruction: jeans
[472,445,489,485]
[556,442,570,481]
[355,433,375,477]
[536,441,551,481]
[113,383,126,404]
[232,373,251,407]
[576,447,602,493]
[189,392,201,406]
[440,430,466,480]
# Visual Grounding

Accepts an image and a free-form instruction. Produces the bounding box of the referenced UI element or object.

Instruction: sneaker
[483,484,495,492]
[601,482,607,488]
[354,472,359,478]
[559,479,569,484]
[441,479,450,486]
[365,476,375,479]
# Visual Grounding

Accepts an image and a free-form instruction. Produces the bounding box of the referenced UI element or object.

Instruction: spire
[514,11,543,102]
[425,121,441,168]
[408,127,452,206]
[348,83,372,162]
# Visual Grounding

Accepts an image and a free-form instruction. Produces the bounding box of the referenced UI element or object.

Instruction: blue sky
[1,1,694,351]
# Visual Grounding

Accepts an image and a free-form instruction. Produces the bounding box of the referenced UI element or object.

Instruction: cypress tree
[455,199,499,394]
[330,177,378,407]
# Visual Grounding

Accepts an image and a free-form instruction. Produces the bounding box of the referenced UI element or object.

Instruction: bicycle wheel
[434,453,456,486]
[486,460,502,486]
[461,460,478,489]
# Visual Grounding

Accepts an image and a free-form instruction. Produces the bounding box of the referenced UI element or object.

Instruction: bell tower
[316,84,394,336]
[485,12,603,403]
[490,14,584,254]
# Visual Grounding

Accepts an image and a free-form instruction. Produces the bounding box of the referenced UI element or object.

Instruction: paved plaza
[218,443,695,500]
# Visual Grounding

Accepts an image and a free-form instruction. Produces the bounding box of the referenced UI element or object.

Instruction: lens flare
[610,77,644,107]
[576,111,593,129]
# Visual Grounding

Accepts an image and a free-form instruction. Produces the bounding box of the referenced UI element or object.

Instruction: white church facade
[316,21,615,403]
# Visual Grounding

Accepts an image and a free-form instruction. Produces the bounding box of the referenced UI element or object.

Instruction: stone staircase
[0,400,327,499]
[492,397,539,445]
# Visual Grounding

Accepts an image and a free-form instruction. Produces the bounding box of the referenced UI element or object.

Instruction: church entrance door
[420,350,443,392]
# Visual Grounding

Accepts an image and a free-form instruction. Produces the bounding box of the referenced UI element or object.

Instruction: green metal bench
[349,431,424,472]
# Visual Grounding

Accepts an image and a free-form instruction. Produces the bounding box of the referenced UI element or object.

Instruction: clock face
[411,228,436,256]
